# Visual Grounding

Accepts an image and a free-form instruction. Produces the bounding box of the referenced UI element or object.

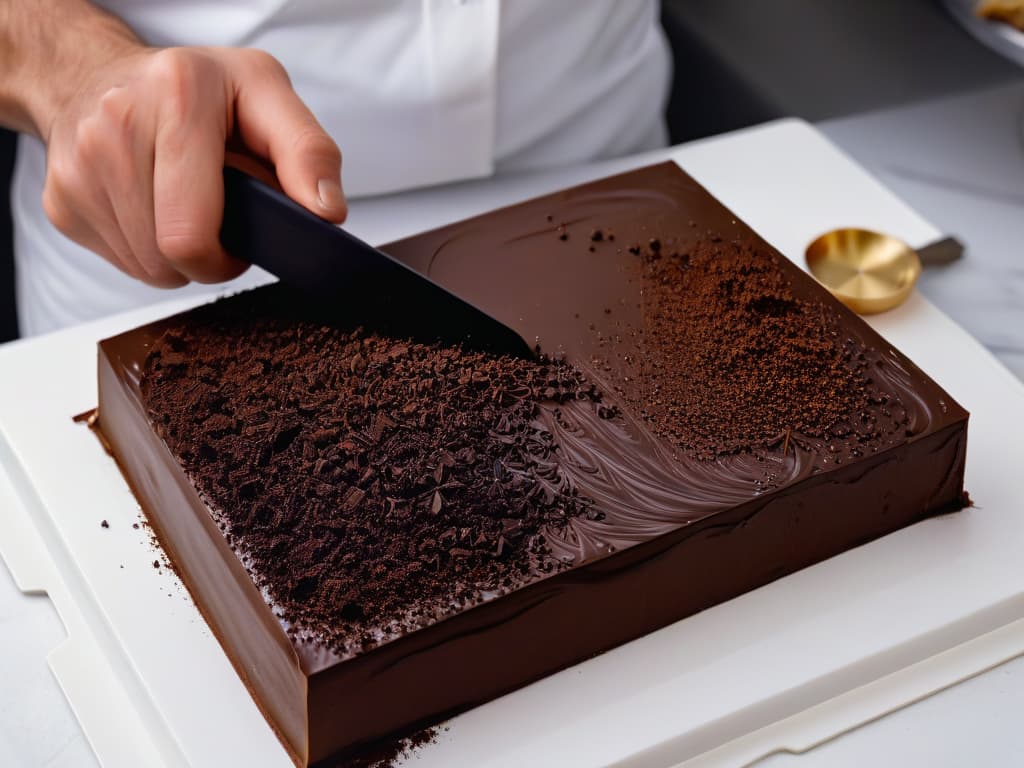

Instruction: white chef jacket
[12,0,670,336]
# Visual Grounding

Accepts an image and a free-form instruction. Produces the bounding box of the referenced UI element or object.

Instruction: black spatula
[220,167,533,358]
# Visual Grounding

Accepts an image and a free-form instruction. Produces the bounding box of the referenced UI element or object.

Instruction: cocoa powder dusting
[140,300,607,656]
[596,236,911,460]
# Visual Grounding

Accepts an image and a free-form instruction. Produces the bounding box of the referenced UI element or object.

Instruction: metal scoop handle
[918,236,964,267]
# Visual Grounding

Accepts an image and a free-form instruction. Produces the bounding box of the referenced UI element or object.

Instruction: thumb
[227,50,347,223]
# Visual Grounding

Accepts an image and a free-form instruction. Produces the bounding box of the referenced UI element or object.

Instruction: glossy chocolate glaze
[97,162,968,764]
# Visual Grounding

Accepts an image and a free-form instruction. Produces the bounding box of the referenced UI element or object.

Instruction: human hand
[38,45,346,287]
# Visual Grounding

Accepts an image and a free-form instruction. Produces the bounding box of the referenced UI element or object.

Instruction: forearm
[2,3,344,287]
[0,0,141,138]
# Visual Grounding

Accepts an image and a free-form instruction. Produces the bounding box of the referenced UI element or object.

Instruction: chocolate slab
[96,162,968,765]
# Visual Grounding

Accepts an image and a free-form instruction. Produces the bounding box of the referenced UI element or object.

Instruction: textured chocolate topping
[140,299,611,659]
[96,162,969,765]
[597,236,911,461]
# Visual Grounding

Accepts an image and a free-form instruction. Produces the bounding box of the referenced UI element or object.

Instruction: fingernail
[317,178,345,213]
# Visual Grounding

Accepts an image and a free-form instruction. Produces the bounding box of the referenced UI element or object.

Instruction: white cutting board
[2,119,1024,768]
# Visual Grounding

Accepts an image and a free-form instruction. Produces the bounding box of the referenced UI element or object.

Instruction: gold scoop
[805,228,964,315]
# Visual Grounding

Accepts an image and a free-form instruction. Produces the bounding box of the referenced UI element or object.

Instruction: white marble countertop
[820,80,1024,382]
[2,83,1023,766]
[771,80,1024,765]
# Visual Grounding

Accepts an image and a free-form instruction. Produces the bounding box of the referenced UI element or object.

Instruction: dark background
[0,0,1018,343]
[1,128,17,342]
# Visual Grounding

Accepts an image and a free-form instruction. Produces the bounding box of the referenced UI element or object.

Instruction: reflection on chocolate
[96,162,968,766]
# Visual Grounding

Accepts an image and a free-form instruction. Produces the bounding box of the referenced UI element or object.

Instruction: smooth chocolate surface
[96,162,968,766]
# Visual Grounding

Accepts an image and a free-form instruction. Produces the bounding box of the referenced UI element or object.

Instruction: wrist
[18,4,145,141]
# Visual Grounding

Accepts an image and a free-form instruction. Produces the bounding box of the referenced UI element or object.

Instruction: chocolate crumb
[100,520,109,529]
[140,299,608,655]
[329,725,442,767]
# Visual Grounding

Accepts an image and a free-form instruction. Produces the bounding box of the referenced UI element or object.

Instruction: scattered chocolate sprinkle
[100,520,109,529]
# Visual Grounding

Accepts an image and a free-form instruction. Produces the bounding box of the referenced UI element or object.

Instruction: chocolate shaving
[139,305,607,655]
